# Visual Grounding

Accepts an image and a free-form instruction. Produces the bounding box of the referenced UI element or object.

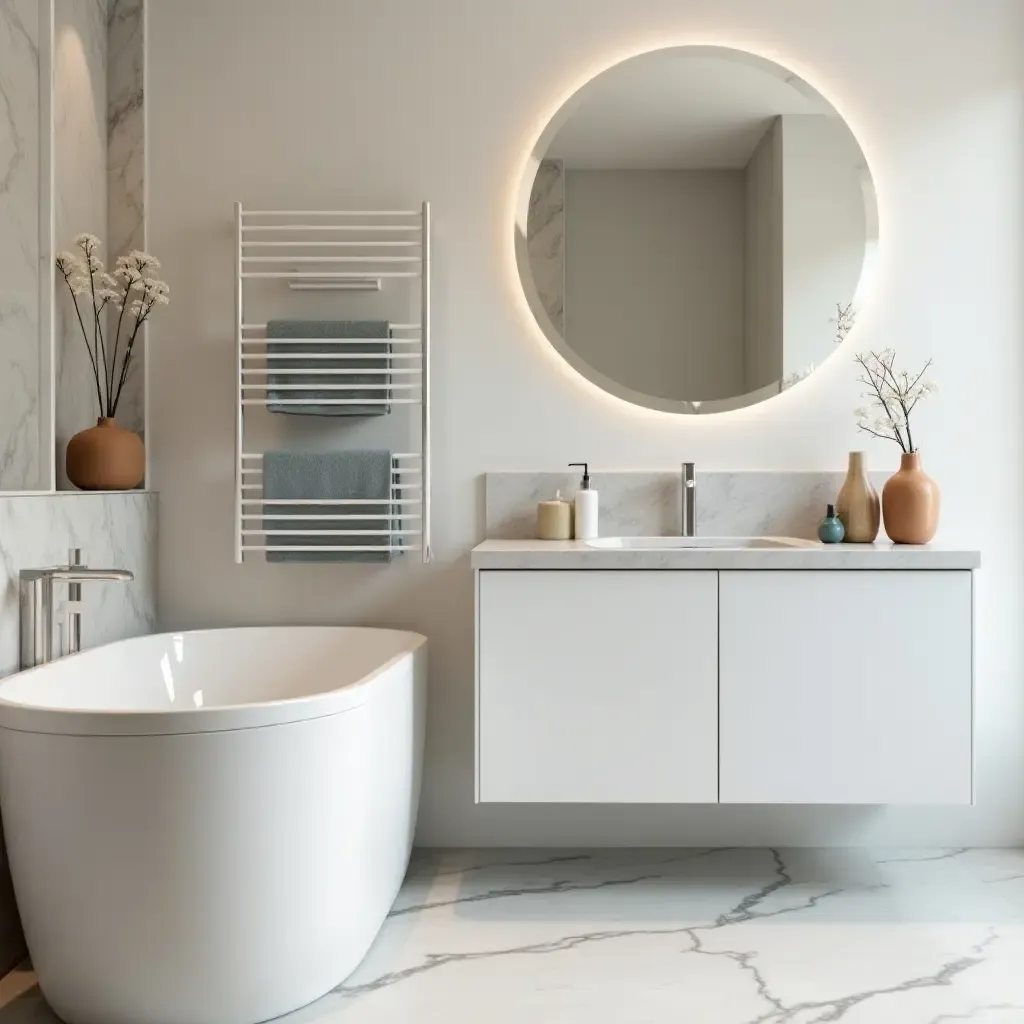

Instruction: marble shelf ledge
[471,539,981,571]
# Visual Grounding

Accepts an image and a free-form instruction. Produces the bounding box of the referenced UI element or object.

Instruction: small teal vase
[818,504,846,544]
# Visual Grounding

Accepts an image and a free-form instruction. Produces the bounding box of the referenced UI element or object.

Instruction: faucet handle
[68,548,83,569]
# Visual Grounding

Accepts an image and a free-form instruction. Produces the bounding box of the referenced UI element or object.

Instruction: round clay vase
[66,417,145,490]
[836,451,880,543]
[882,451,940,544]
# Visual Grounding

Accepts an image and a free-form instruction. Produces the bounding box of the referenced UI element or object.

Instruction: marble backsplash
[485,470,887,540]
[0,489,157,973]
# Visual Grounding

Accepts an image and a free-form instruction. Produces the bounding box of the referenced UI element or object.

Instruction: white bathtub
[0,626,426,1024]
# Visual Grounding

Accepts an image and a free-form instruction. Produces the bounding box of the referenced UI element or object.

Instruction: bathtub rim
[0,626,427,738]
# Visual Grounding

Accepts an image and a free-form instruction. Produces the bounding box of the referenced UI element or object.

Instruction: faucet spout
[681,462,696,537]
[43,568,135,583]
[19,550,134,670]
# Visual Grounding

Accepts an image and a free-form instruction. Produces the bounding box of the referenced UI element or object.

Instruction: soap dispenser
[569,462,599,540]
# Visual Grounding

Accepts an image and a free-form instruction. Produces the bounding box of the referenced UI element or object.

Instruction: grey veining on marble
[5,847,1024,1022]
[527,159,564,334]
[0,488,156,971]
[0,0,43,490]
[54,0,109,488]
[106,0,144,436]
[485,470,890,541]
[472,538,980,570]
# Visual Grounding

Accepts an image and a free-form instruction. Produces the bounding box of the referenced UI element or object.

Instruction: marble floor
[4,847,1024,1022]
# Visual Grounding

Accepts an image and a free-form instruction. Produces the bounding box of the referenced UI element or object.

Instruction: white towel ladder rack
[233,202,431,563]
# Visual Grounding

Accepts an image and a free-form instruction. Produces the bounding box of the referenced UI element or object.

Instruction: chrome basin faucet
[681,462,696,537]
[19,549,134,670]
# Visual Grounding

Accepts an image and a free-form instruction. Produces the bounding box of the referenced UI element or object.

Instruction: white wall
[564,168,746,401]
[743,116,783,392]
[781,114,868,376]
[148,0,1024,847]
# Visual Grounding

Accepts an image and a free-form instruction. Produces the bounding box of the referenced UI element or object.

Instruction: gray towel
[263,449,397,563]
[267,320,391,416]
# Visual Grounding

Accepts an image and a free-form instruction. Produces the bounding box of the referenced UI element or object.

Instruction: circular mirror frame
[513,45,878,415]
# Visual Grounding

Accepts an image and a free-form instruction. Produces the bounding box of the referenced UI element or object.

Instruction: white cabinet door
[477,571,718,803]
[719,571,973,804]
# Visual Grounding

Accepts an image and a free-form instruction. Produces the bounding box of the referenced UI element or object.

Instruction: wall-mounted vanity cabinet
[473,545,978,806]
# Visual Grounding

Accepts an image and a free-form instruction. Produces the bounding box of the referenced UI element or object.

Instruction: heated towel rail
[233,202,431,563]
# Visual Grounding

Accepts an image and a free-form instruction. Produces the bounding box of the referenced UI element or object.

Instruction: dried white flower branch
[854,348,937,453]
[56,236,170,418]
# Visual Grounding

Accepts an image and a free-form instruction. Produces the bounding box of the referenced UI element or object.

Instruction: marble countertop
[471,539,981,570]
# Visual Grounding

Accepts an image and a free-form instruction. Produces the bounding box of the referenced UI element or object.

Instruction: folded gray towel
[263,449,397,563]
[267,320,391,416]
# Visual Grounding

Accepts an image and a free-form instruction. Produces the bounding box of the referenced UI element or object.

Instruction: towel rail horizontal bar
[241,398,418,406]
[243,368,421,376]
[245,469,421,477]
[243,465,417,473]
[243,467,421,475]
[242,209,420,217]
[243,240,421,248]
[243,482,420,492]
[241,399,419,406]
[243,355,418,363]
[241,271,420,280]
[242,383,420,391]
[243,545,420,553]
[244,498,422,506]
[241,513,421,521]
[289,281,382,291]
[245,530,421,537]
[243,339,419,347]
[242,225,420,233]
[242,255,421,264]
[241,452,420,460]
[241,323,421,332]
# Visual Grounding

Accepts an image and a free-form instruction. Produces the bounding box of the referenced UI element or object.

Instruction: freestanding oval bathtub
[0,626,426,1024]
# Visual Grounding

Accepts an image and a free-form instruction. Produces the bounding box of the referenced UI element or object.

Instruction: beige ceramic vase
[66,417,145,490]
[882,451,940,544]
[835,451,880,543]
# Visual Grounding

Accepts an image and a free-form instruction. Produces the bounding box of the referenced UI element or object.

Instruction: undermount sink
[584,536,818,550]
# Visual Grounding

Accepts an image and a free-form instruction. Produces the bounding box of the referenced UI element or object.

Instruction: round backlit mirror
[514,46,877,413]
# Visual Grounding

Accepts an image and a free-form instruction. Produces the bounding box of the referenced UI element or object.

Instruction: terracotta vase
[66,417,145,490]
[835,451,880,543]
[882,451,940,544]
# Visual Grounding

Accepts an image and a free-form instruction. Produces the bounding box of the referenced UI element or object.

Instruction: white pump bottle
[568,462,598,540]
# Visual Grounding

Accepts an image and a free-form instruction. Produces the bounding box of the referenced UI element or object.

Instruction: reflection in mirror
[516,47,877,414]
[0,1,53,489]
